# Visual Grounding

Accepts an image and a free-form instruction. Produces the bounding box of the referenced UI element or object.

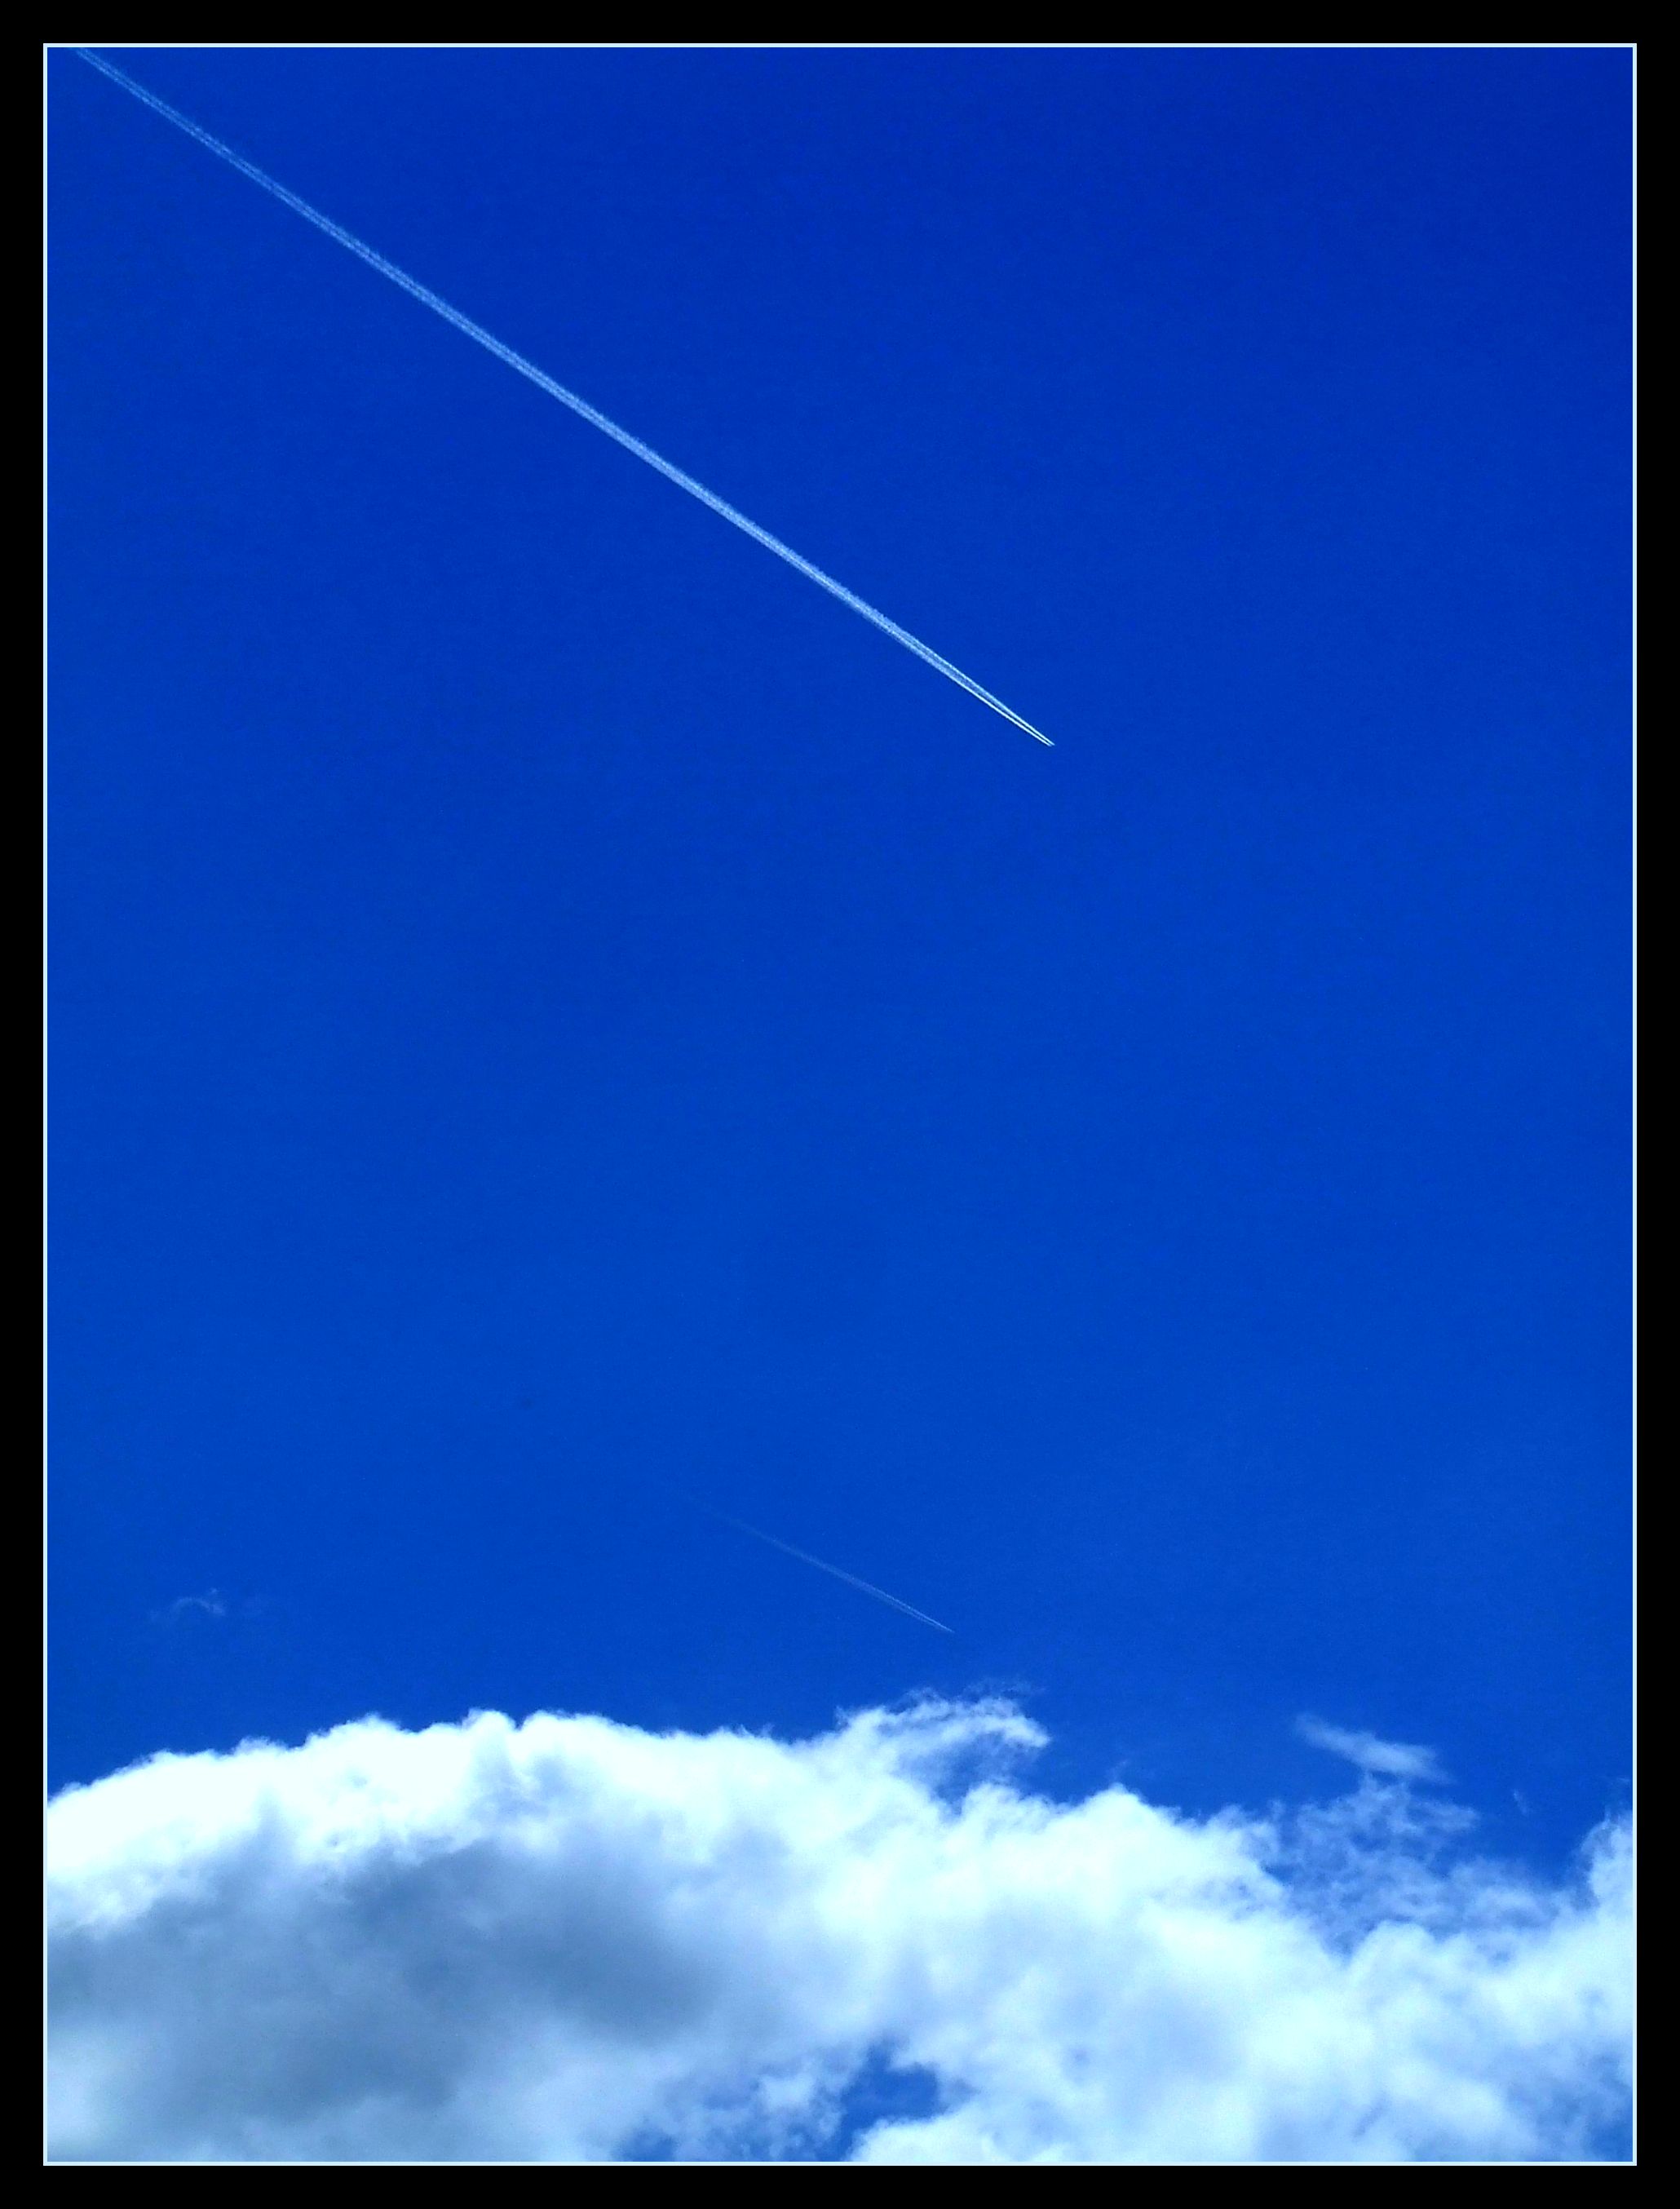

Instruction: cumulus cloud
[1296,1715,1448,1784]
[47,1699,1629,2164]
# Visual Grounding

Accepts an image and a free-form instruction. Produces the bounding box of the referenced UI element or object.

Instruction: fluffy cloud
[47,1699,1629,2164]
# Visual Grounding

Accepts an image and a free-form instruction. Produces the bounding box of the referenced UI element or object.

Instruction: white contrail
[718,1514,954,1634]
[75,50,1054,749]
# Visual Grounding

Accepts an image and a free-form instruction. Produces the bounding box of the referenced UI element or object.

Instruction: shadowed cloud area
[49,1699,1629,2163]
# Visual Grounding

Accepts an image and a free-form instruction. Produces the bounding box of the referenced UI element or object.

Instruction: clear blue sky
[50,46,1629,1869]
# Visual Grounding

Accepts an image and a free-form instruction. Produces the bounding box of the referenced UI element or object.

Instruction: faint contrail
[75,50,1054,749]
[718,1514,954,1634]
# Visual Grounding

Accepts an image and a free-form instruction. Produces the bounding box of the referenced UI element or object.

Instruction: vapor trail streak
[718,1516,954,1634]
[76,50,1054,748]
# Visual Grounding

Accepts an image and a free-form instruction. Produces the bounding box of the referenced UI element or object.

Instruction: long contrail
[718,1514,954,1635]
[74,50,1053,749]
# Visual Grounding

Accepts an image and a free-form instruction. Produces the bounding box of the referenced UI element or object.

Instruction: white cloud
[1296,1715,1448,1784]
[148,1591,228,1627]
[47,1699,1629,2164]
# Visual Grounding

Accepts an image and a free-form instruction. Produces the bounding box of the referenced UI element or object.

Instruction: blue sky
[50,34,1629,1925]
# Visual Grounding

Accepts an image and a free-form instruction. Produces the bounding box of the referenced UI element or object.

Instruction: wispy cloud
[48,1700,1628,2163]
[148,1591,228,1627]
[1295,1714,1448,1784]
